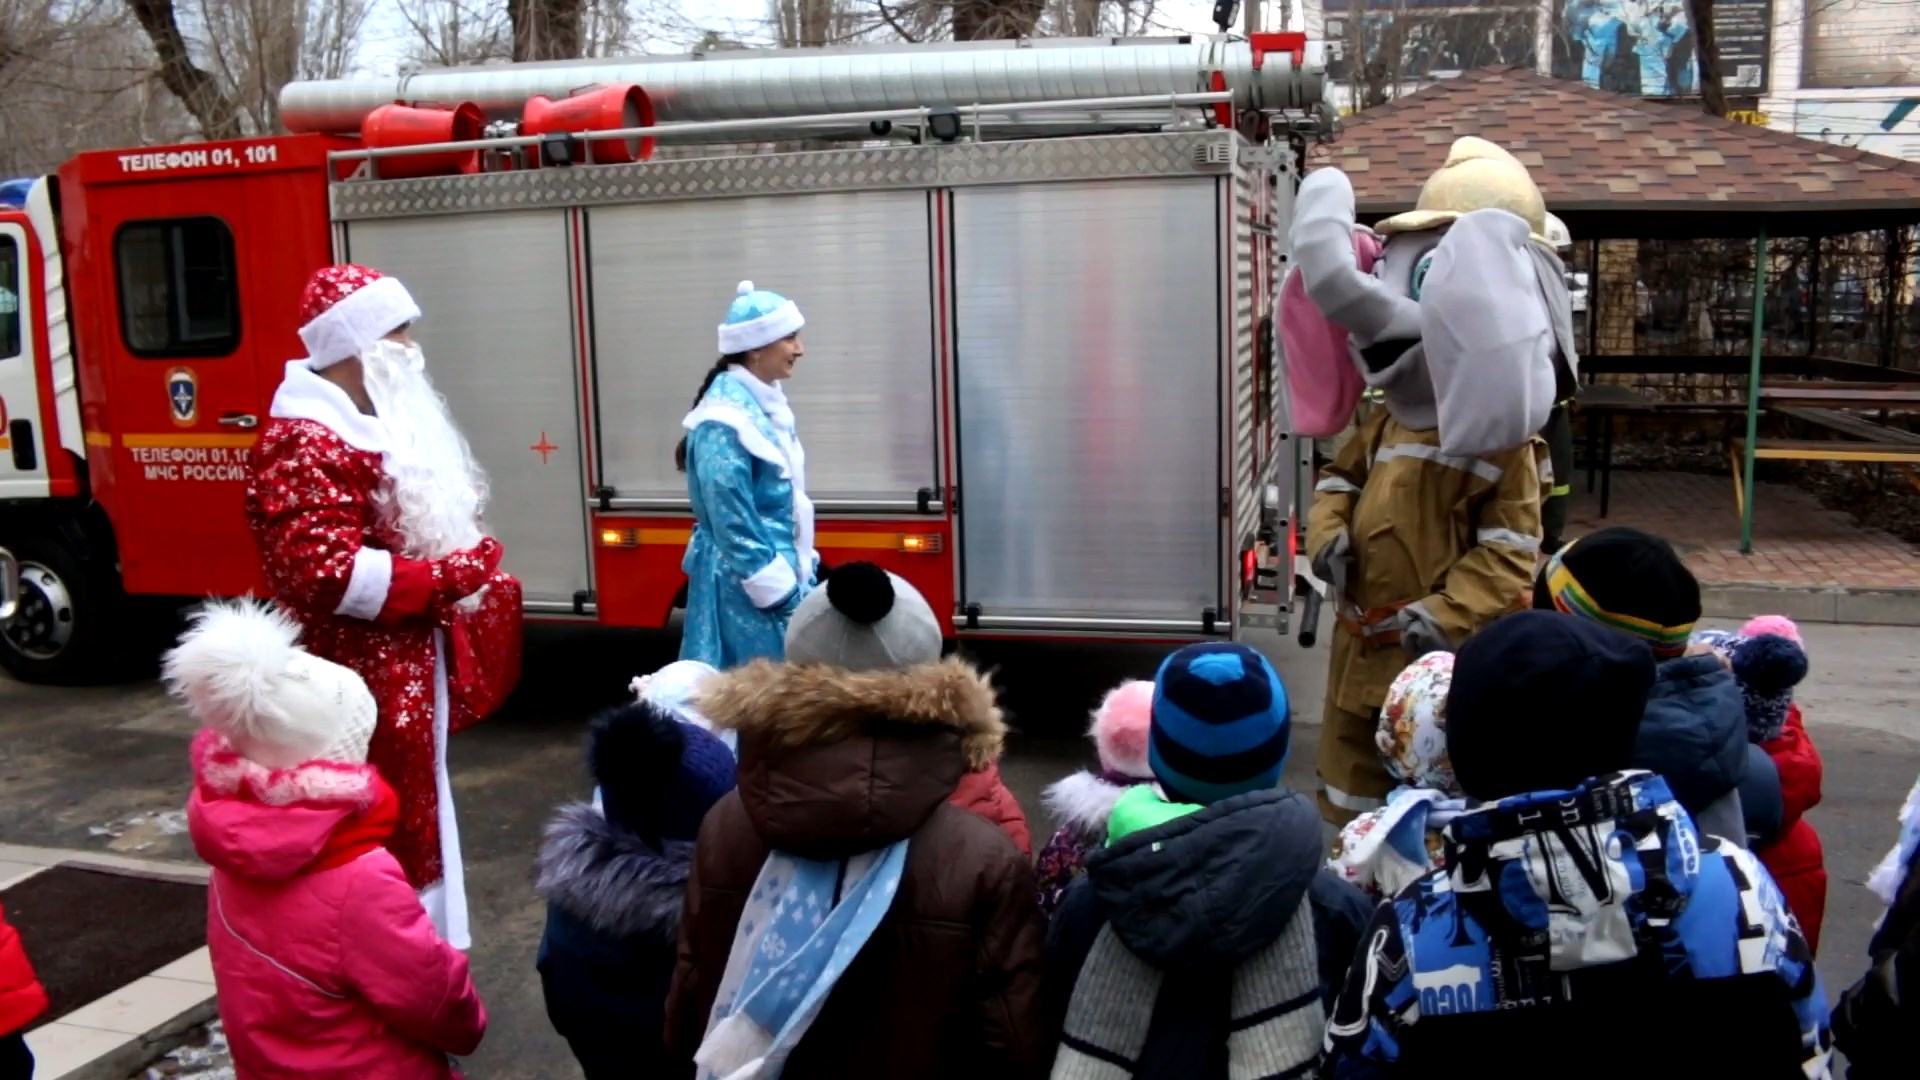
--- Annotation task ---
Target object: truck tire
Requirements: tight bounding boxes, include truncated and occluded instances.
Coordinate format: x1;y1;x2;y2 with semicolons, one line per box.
0;533;128;686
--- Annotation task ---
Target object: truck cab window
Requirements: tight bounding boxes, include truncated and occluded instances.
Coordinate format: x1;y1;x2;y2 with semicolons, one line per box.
0;235;19;360
115;217;240;357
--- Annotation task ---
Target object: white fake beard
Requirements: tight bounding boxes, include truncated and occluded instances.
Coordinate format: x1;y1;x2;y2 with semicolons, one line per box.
362;339;490;563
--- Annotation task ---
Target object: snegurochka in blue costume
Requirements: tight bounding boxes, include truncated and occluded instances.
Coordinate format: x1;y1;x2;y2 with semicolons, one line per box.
1323;610;1832;1079
673;281;818;670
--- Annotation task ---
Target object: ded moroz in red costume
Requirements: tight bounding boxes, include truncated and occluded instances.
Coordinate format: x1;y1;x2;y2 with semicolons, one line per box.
244;264;523;950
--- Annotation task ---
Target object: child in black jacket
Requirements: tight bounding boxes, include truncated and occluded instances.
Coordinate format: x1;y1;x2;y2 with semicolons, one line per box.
534;700;737;1079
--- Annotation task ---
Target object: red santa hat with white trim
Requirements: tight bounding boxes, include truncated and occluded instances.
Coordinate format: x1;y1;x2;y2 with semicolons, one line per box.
297;263;422;370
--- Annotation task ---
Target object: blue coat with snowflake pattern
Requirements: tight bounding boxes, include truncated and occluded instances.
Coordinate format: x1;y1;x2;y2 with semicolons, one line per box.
679;372;814;669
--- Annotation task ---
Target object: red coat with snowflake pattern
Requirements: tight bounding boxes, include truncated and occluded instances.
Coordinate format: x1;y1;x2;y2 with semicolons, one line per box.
245;418;520;889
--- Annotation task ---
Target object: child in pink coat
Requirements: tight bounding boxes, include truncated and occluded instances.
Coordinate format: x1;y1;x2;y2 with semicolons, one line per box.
166;601;486;1079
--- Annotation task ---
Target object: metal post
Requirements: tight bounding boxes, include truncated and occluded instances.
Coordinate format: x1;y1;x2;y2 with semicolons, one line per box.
1586;237;1600;361
1883;226;1900;368
1740;226;1768;554
1806;235;1820;355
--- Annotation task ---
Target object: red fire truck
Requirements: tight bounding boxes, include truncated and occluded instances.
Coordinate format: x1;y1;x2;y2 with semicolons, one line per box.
0;33;1328;684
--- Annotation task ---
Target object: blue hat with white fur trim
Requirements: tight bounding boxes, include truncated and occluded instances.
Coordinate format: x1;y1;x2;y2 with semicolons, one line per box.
718;280;805;355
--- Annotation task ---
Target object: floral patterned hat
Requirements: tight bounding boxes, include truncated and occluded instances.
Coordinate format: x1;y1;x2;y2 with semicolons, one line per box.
1376;651;1459;795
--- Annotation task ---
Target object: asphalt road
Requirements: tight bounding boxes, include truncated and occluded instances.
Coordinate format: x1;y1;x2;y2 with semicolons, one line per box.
3;618;1917;1077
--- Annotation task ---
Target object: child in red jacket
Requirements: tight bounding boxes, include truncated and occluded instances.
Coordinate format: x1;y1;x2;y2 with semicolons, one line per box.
0;898;48;1080
1698;614;1826;953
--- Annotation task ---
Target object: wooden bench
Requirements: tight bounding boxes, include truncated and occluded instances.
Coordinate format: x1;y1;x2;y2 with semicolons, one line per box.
1728;436;1920;521
1775;406;1920;446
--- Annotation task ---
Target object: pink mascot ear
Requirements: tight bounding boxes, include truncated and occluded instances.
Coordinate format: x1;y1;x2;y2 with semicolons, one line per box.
1279;227;1378;438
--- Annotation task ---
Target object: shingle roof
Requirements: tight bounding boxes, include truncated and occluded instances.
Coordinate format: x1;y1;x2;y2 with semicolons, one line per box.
1311;68;1920;238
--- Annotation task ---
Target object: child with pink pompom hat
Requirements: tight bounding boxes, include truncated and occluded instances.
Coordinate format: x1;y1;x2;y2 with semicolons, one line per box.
1033;680;1156;918
1694;614;1826;952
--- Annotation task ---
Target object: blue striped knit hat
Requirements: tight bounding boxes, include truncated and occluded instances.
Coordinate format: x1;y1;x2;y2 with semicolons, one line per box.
1148;643;1290;805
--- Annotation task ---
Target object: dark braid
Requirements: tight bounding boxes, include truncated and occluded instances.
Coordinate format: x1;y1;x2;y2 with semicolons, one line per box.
674;355;746;472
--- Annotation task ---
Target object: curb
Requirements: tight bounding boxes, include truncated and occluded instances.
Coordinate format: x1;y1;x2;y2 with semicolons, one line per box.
28;995;216;1080
5;848;215;1080
1701;583;1920;627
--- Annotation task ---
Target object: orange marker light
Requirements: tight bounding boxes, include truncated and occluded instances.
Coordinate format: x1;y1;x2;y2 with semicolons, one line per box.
899;534;943;554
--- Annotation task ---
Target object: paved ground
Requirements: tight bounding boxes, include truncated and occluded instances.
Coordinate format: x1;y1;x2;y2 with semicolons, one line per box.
1567;470;1920;590
3;618;1917;1077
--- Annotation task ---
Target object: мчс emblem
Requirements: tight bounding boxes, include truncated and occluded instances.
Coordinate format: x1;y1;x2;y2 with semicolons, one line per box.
167;367;197;425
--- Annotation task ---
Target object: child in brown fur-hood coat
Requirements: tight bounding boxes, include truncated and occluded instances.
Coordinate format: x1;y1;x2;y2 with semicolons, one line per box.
663;565;1049;1079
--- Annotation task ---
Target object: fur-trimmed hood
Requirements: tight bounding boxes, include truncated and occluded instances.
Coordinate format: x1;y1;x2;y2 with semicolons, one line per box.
698;657;1006;770
534;802;691;940
697;658;1009;859
1043;771;1146;840
187;728;392;883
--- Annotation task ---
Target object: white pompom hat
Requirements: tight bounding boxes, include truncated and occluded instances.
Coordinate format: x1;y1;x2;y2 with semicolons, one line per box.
717;280;805;355
162;600;378;769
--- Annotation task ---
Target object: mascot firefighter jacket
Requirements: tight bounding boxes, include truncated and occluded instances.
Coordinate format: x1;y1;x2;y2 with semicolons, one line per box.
1307;409;1549;716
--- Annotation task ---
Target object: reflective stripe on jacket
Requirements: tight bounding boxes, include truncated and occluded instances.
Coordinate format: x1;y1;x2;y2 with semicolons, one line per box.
1307;409;1548;714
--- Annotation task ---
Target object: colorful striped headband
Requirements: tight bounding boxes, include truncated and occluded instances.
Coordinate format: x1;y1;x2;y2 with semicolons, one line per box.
1543;543;1694;657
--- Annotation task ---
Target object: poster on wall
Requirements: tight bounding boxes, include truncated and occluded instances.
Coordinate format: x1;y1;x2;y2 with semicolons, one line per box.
1792;100;1920;160
1803;0;1920;89
1550;0;1771;97
1325;1;1539;90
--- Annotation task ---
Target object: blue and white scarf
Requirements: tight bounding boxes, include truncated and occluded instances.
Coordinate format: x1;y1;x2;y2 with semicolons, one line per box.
696;842;909;1079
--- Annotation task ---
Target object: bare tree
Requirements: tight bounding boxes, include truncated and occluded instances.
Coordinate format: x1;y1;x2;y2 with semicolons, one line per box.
509;0;581;59
124;0;241;137
0;1;199;173
396;0;694;67
1684;0;1725;117
395;0;511;66
121;0;368;139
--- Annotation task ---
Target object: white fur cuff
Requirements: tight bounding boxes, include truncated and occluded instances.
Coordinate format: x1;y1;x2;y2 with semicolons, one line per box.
717;301;805;355
301;276;422;370
335;547;394;621
742;555;798;611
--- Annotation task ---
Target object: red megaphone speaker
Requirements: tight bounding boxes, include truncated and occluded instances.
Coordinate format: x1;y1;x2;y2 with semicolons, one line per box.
521;83;656;166
358;101;486;179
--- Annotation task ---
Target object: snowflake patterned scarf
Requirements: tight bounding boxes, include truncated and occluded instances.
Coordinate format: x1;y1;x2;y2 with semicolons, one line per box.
695;841;910;1080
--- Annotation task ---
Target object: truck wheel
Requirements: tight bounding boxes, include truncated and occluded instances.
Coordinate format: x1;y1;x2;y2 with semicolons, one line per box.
0;536;126;686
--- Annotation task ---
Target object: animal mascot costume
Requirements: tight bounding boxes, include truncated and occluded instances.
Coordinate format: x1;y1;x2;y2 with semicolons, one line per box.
1285;137;1574;824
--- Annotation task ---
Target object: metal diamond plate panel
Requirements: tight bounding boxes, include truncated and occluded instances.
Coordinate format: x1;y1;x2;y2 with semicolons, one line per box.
330;131;1242;220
